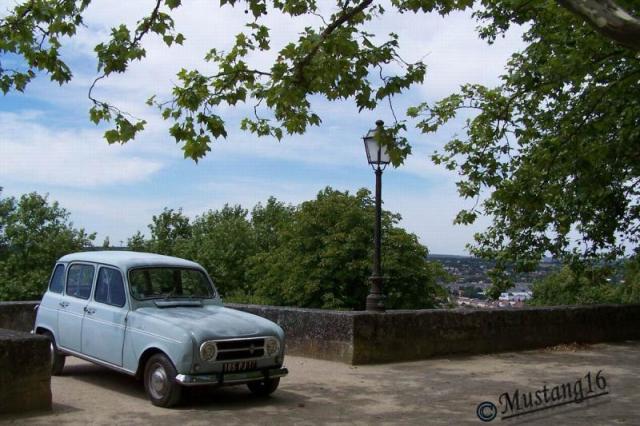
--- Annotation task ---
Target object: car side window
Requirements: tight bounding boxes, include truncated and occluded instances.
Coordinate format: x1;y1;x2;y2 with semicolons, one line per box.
95;267;126;307
66;264;95;300
49;264;65;294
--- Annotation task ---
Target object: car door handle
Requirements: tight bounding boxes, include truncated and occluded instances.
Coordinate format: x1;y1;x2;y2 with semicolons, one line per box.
83;307;96;314
59;301;69;308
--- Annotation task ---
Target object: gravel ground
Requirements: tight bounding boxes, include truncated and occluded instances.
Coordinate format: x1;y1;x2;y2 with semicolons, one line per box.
2;341;639;425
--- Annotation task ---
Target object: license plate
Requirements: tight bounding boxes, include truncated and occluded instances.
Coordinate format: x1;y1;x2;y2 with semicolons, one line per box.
223;360;257;373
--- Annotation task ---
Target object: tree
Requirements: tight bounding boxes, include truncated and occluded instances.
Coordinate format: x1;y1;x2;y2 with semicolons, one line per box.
251;197;295;253
128;189;447;309
126;205;257;299
557;0;640;51
126;231;148;252
1;0;637;155
3;0;639;297
619;256;640;303
0;188;10;260
185;205;257;299
529;266;620;306
248;188;447;309
0;190;95;300
412;0;639;297
146;208;192;256
126;208;191;255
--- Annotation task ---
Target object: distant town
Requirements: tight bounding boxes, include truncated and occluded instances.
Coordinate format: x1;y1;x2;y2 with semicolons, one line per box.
428;254;561;309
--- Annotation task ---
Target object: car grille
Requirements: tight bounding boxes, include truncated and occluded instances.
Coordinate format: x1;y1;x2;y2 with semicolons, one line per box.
215;338;265;361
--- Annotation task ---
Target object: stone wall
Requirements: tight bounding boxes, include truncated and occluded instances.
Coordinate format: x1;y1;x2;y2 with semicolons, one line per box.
0;328;51;414
350;304;640;364
0;301;38;332
2;301;639;365
226;304;355;363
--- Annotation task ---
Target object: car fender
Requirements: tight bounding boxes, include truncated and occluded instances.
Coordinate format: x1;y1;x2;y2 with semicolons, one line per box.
122;311;195;374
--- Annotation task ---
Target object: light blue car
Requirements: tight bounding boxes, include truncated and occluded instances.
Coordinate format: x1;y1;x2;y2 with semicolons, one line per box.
34;251;288;407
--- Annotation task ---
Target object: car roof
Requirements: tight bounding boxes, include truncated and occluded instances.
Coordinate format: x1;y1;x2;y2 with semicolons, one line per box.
58;251;203;271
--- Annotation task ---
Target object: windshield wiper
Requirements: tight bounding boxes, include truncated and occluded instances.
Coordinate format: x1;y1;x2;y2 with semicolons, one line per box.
154;299;204;308
163;289;177;300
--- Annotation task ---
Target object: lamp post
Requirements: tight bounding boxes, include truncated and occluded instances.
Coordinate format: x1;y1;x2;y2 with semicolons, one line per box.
363;120;390;312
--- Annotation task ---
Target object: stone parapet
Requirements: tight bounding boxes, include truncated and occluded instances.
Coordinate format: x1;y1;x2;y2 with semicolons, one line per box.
0;328;51;413
2;301;639;365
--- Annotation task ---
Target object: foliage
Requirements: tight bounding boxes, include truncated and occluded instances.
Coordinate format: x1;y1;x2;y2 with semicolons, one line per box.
146;208;192;256
459;285;485;299
529;256;640;305
0;0;90;93
0;189;95;300
129;187;447;309
2;0;639;298
410;1;640;297
529;266;619;306
126;231;148;252
1;0;424;163
619;256;640;304
127;208;192;256
185;205;257;299
251;197;295;253
2;1;637;161
247;187;447;309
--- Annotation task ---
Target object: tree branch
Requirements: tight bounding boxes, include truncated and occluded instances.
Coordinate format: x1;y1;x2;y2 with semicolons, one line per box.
88;0;162;108
294;0;373;81
557;0;640;52
0;0;35;30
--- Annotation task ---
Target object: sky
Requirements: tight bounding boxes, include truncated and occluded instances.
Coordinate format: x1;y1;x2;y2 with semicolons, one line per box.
0;0;525;254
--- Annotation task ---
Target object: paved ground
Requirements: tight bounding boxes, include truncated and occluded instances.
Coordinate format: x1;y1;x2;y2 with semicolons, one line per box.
2;341;639;425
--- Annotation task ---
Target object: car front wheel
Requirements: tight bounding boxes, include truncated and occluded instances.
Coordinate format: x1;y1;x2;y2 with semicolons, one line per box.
247;377;280;396
144;353;182;407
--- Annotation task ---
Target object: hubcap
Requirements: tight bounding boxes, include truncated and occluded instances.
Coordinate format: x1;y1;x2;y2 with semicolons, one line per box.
149;364;168;400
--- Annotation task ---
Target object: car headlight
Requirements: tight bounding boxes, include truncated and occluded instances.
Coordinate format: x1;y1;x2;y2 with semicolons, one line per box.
265;337;280;357
200;341;217;361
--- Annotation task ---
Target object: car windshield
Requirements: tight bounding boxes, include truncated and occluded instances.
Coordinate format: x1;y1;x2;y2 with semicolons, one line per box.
129;267;215;300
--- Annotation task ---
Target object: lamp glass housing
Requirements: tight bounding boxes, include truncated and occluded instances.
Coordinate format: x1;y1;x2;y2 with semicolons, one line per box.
363;128;391;165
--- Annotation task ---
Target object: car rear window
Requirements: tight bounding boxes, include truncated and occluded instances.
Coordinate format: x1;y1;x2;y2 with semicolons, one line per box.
49;264;65;294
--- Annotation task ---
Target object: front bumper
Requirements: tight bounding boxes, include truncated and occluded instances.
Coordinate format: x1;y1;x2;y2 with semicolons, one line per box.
175;367;288;386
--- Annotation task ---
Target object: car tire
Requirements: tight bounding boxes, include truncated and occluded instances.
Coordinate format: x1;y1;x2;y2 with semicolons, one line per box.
144;353;182;408
247;377;280;396
42;331;66;375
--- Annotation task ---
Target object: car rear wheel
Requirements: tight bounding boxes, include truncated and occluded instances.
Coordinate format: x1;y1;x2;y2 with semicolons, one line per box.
42;331;65;375
144;353;182;407
247;377;280;396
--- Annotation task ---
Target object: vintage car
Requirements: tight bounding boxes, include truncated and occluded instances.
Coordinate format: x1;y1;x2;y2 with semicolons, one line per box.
33;251;288;407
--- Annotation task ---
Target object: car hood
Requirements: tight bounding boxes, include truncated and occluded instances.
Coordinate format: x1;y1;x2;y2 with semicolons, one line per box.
135;305;281;342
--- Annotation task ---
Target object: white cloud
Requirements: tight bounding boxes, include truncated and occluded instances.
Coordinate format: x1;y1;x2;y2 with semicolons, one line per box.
0;112;163;188
0;0;526;254
386;184;490;255
381;8;526;101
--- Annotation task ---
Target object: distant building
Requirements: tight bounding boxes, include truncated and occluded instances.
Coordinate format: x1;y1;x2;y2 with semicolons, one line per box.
499;291;533;302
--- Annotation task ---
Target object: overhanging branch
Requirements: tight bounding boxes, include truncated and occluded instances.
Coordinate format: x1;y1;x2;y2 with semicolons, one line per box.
294;0;373;82
557;0;640;52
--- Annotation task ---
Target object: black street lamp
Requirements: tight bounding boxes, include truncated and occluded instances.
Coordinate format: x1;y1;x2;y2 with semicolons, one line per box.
363;120;390;312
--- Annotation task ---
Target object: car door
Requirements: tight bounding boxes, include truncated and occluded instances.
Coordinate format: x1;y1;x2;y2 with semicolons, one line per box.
36;263;67;336
81;265;128;366
58;262;95;352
